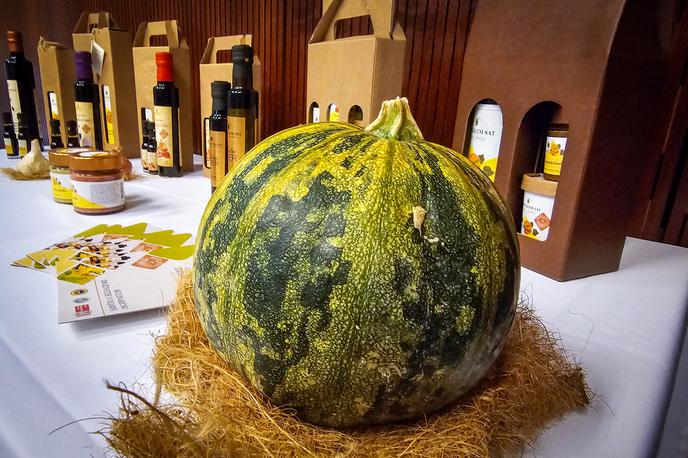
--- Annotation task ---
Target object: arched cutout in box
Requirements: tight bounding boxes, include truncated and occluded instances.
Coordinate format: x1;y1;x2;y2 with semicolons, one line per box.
308;102;320;123
511;101;564;229
327;103;340;122
463;98;503;182
348;105;363;127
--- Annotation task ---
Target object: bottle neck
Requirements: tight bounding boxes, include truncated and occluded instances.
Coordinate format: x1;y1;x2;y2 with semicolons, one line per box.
232;64;253;89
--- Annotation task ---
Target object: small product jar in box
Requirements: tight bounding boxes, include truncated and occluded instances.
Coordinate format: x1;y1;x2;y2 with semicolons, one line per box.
69;150;125;215
48;147;92;204
521;173;557;241
543;124;568;181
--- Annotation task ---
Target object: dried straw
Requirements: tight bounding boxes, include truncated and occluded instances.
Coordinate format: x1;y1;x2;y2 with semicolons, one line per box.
1;167;49;180
107;271;589;457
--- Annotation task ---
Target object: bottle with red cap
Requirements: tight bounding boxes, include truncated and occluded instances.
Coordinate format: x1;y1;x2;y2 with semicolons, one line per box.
153;51;182;177
74;51;103;149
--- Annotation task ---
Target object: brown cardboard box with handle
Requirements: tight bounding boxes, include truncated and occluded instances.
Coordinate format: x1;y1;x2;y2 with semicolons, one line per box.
133;20;193;172
72;12;138;157
306;0;406;126
199;35;263;177
36;38;76;146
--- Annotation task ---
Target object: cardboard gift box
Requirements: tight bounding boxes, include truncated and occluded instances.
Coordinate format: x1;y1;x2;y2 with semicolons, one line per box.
199;34;263;177
36;38;76;146
451;0;670;281
306;0;406;126
72;12;138;157
133;20;193;172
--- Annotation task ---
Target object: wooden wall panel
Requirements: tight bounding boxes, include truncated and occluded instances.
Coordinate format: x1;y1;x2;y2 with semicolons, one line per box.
0;0;468;152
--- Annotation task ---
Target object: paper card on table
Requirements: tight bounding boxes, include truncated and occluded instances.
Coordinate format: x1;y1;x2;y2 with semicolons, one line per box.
12;256;53;274
56;260;106;285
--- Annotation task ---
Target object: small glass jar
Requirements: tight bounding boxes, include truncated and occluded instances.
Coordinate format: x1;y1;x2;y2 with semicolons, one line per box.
48;147;92;204
69;150;125;215
543;124;568;181
521;173;558;241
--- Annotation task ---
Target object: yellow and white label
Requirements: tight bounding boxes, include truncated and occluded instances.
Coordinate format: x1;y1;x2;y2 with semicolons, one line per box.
521;191;555;241
466;103;503;182
154;105;174;168
209;130;227;188
543;136;567;178
18;138;28;157
103;85;114;144
72;179;125;210
328;104;340;122
50;167;72;203
75;101;96;147
227;116;246;171
7;79;21;132
48;91;59;120
4;138;15;156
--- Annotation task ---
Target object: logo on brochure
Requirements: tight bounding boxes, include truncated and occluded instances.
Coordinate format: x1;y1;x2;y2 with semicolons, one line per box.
74;304;91;317
73;297;90;304
70;288;88;296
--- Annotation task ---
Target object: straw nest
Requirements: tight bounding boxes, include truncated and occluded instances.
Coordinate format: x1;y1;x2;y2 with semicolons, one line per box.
1;167;49;179
107;271;590;457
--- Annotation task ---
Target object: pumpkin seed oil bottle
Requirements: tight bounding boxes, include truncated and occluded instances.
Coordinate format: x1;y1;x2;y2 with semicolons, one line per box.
208;80;231;193
154;52;182;177
74;51;103;149
3;112;18;158
227;45;258;171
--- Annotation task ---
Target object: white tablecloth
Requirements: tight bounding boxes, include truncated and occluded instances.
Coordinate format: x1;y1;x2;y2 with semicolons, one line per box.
0;154;687;457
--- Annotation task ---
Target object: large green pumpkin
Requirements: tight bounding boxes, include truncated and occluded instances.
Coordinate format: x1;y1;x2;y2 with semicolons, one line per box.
193;98;520;427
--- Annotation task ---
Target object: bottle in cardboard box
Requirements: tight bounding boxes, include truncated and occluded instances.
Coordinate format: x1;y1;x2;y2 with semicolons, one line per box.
74;51;103;149
154;52;182;177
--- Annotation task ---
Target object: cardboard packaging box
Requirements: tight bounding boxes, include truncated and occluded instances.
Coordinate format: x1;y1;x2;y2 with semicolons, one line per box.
36;38;76;146
72;12;138;157
133;20;193;172
199;35;263;177
306;0;406;126
452;0;670;281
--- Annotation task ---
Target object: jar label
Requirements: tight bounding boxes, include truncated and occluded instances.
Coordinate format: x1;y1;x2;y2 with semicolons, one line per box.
521;192;556;241
543;136;567;177
18;138;27;157
227;116;246;171
50;168;72;203
72;179;125;210
466;103;503;182
75;101;96;147
4;138;15;155
209;129;227;188
155;105;174;168
7;79;21;132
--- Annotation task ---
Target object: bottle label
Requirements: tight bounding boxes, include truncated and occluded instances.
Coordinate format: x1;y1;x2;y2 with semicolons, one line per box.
4;138;15;156
209;130;227;189
154;105;174;168
18;138;28;157
48;91;59;120
466;103;503;181
543;136;567;177
328;104;340;122
312;106;320;123
7;79;21;132
50;168;72;203
72;178;125;210
103;86;114;144
147;148;158;172
227;116;246;170
140;147;148;169
204;118;210;158
75;101;96;147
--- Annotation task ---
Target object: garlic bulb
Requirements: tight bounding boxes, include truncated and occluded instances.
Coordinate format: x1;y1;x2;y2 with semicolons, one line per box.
16;139;49;177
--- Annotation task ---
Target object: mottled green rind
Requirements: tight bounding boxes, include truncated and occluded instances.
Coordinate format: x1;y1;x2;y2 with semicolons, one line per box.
193;122;520;427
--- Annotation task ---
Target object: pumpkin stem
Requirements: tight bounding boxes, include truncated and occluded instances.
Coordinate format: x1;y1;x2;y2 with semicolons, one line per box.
365;97;424;141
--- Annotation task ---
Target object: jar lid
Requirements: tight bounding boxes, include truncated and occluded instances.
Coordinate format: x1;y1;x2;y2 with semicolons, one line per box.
69;150;122;171
521;173;558;197
547;124;568;136
49;147;94;167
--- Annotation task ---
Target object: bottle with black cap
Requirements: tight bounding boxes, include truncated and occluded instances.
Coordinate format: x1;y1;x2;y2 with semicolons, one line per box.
66;120;80;147
3;112;18;158
5;31;40;145
50;119;64;149
74;51;103;149
227;44;258;171
154;51;182;177
207;80;231;192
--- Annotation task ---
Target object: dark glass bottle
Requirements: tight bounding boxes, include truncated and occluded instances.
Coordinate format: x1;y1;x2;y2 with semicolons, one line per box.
3;112;18;158
227;45;258;171
66;120;80;147
146;120;158;175
208;80;231;192
74;51;103;149
16;112;29;157
153;52;182;177
140;119;149;172
50;119;64;149
4;31;40;146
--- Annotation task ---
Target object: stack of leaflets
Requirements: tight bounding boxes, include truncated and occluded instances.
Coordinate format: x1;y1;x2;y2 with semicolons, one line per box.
12;223;194;323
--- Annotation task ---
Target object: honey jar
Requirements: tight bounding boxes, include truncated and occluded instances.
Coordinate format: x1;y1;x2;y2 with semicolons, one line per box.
69;150;125;215
48;147;92;204
543;124;568;181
